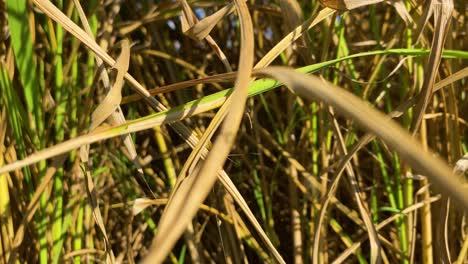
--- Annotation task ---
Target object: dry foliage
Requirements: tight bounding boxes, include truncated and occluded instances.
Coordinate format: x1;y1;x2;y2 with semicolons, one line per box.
0;0;466;263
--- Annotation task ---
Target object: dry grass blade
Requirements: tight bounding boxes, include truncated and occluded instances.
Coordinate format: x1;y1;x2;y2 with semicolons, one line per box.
184;3;235;41
257;67;468;209
411;0;454;134
89;39;129;131
131;198;232;222
178;0;232;71
434;67;468;89
255;8;335;68
301;67;468;236
319;0;383;11
389;0;415;26
141;0;258;262
413;0;435;44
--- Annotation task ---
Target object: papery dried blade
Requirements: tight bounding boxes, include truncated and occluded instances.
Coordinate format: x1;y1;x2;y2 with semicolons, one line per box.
413;0;435;44
89;39;130;131
390;0;415;26
319;0;383;10
411;0;453;134
179;0;196;32
185;3;235;41
178;0;233;71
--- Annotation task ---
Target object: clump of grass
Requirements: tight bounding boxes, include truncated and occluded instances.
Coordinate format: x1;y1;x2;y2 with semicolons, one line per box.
0;0;466;263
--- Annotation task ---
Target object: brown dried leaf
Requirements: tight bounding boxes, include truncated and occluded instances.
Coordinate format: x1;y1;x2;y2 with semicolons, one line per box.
411;0;453;134
255;8;336;68
320;0;383;10
184;3;235;41
89;39;130;131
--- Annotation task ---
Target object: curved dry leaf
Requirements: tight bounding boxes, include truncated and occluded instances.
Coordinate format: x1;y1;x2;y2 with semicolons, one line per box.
90;39;130;131
390;0;415;26
413;0;435;44
257;67;468;209
178;0;233;71
133;198;160;215
185;3;235;41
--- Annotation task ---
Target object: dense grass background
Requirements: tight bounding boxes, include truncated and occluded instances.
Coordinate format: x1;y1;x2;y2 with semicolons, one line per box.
0;0;466;263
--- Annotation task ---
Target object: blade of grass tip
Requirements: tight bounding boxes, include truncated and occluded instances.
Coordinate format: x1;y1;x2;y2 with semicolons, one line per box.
73;0;153;197
141;1;259;263
411;0;453;134
257;66;468;209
